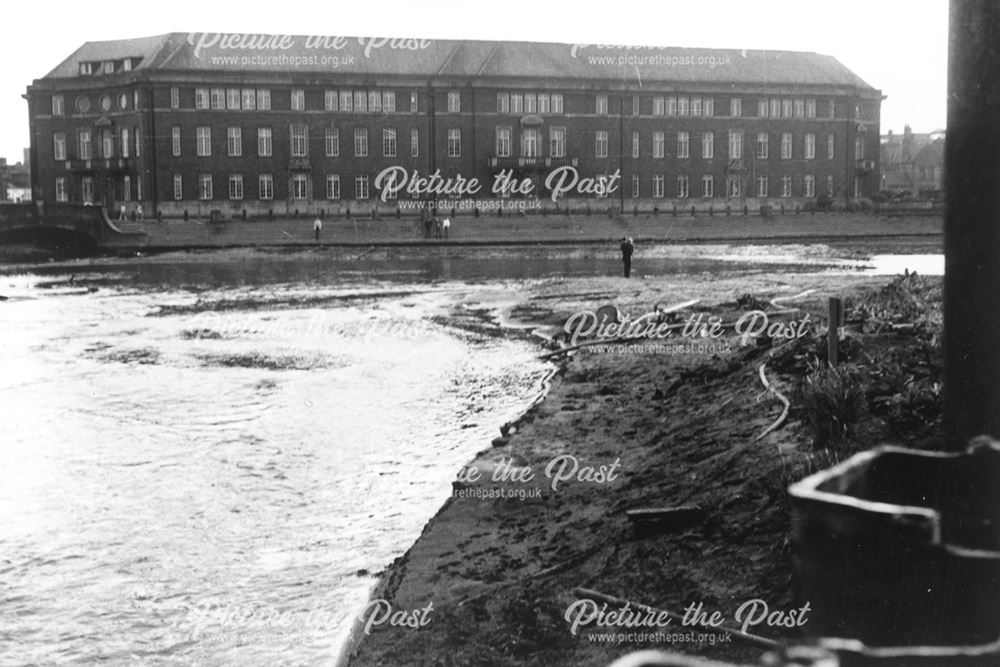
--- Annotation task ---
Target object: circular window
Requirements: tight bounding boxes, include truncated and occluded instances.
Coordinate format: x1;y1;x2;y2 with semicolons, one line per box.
76;95;90;113
100;94;112;111
118;93;129;110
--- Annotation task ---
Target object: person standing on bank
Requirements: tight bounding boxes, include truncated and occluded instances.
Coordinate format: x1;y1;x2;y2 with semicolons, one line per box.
313;216;322;243
620;237;635;278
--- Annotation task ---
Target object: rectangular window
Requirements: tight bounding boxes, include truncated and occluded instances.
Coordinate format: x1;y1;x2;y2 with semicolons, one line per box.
120;128;130;158
520;128;539;158
256;89;271;110
794;99;805;118
596;95;608;115
676;131;689;159
134;127;141;158
81;176;94;203
725;174;739;198
702;174;714;198
355;90;367;112
173;174;183;200
702;132;714;159
511;93;523;113
210;88;225;110
242;89;256;110
632;174;640;198
53;133;66;160
538;94;550;114
448;91;461;113
102;130;114;159
782;99;793;118
325;90;339;111
291;89;305;111
226;89;240;110
229;174;243;200
805;174;815;197
383;128;396;157
411;128;419;157
653;96;665;116
678;96;690;116
354;128;368;157
730;97;741;117
497;93;509;113
258;127;272;157
227;127;242;157
692;97;702;117
855;135;865;160
78;130;92;160
631;95;639;116
757;99;768;117
369;91;381;112
52;95;64;115
595;131;608;158
549;127;565;158
677;174;689;199
805;133;816;160
259;173;273;200
781;133;792;159
806;99;816;118
781;175;792;197
383;91;396;112
829;99;836;119
196;127;211;156
410;91;419;112
653;174;664;198
325;127;339;157
103;61;115;74
291;126;308;157
167;88;178;109
340;91;353;112
757;132;768;159
525;93;537;114
770;98;781;118
55;177;67;202
653;131;665;159
448;128;461;157
728;130;743;159
326;174;341;199
756;175;768;198
827;175;835;197
827;134;835;159
292;174;309;200
552;94;563;114
632;131;640;159
195;88;209;109
703;98;714;117
355;175;369;200
199;174;213;200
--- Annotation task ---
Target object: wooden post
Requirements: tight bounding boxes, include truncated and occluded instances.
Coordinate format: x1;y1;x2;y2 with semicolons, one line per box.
827;297;842;367
943;1;1000;444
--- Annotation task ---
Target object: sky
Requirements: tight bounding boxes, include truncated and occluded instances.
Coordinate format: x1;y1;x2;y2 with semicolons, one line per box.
0;0;948;165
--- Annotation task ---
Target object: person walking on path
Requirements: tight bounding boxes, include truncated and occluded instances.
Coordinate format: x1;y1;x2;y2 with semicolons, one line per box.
118;203;127;222
313;217;323;243
136;203;143;222
442;217;451;239
620;237;635;278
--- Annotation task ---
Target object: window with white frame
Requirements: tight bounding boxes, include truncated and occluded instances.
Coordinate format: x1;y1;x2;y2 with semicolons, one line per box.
538;94;550;113
667;96;678;116
520;128;539;158
259;173;273;200
229;174;243;200
828;99;836;118
411;129;419;157
827;175;835;197
410;91;418;112
806;99;816;118
121;128;130;158
167;88;178;109
632;131;640;159
678;96;690;116
781;133;792;159
354;128;368;157
730;97;741;117
805;175;815;197
631;95;639;116
291;89;305;111
692;97;702;116
728;130;742;159
794;99;805;118
805;133;816;160
292;173;309;200
511;93;523;113
827;134;835;159
447;128;461;157
756;132;768;159
196;127;211;156
227;127;242;157
340;91;353;112
550;127;566;158
227;89;240;110
134;128;141;157
242;89;256;110
727;175;741;198
632;174;640;198
447;91;461;113
595;131;608;158
52;95;64;115
78;129;92;160
703;98;714;116
101;130;114;159
781;175;792;197
383;128;396;157
173;174;183;200
195;88;209;109
756;175;768;198
258;127;272;157
770;98;781;118
525;93;537;114
855;135;865;160
354;91;367;112
596;94;608;115
326;128;339;157
653;131;665;159
53;133;66;160
257;89;271;110
210;88;225;109
702;174;714;198
122;175;131;201
677;174;689;198
199;174;213;200
326;174;341;199
55;177;67;202
552;94;563;113
81;176;94;203
355;175;369;199
677;131;689;159
325;90;338;111
653;96;665;116
383;91;396;112
702;132;714;159
653;174;664;198
291;126;308;157
782;99;793;118
369;91;381;112
757;99;768;117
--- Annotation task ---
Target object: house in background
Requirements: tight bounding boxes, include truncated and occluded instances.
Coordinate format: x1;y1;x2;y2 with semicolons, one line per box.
880;125;944;197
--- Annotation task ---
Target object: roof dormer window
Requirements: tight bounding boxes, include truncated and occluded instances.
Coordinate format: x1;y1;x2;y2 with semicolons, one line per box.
103;61;115;74
80;62;93;75
123;59;132;72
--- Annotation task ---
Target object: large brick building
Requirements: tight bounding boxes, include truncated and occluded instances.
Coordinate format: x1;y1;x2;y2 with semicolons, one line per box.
24;33;882;217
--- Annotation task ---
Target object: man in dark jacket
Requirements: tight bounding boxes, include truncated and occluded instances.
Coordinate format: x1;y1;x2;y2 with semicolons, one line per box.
620;237;635;278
